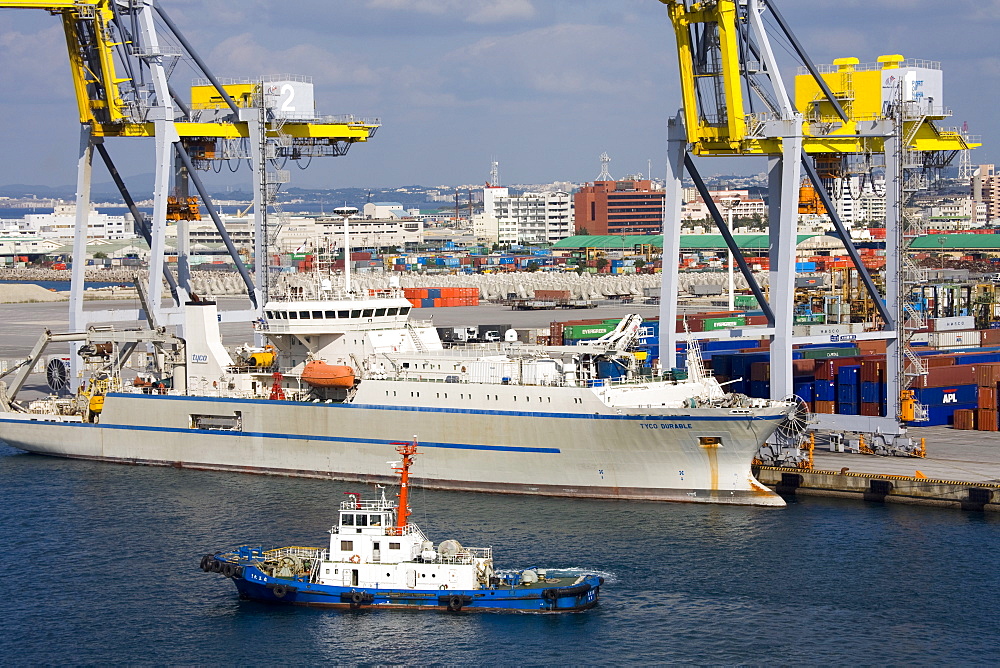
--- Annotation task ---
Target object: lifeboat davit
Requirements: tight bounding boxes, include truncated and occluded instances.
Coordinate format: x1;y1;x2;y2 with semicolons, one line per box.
301;361;355;389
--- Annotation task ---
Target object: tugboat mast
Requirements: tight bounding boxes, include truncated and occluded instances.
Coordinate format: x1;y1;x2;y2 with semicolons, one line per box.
391;437;420;533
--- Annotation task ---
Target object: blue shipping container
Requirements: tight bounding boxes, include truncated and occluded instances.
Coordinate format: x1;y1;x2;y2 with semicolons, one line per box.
814;379;835;401
793;381;814;402
838;401;859;416
913;385;978;406
860;381;883;404
837;385;858;403
919;402;977;426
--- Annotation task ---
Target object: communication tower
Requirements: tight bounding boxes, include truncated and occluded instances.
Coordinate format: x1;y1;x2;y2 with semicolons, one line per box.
597;152;613;181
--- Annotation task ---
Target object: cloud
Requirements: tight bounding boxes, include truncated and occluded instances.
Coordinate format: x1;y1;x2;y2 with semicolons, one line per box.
0;23;75;104
366;0;536;24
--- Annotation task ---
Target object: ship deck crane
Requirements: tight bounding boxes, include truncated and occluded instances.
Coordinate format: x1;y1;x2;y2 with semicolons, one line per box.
0;0;379;380
656;0;979;462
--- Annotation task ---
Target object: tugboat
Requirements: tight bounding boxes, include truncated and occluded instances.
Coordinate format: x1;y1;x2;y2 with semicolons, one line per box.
199;439;603;612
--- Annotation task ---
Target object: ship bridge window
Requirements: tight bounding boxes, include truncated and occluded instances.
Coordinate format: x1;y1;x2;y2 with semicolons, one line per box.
375;308;386;317
325;311;336;318
400;307;410;315
313;311;323;319
351;310;362;318
338;310;349;318
288;312;298;319
363;309;374;318
369;514;382;526
299;311;311;319
356;514;369;527
386;308;398;316
341;513;355;526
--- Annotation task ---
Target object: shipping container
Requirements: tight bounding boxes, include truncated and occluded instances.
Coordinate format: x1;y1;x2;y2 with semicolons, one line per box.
814;379;836;401
919;402;977;426
913;385;978;405
978;386;997;410
929;316;975;331
953;408;976;430
928;330;982;348
977;409;998;431
912;364;978;388
702;316;747;330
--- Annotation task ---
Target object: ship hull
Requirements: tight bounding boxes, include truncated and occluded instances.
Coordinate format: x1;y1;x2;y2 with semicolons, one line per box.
217;562;601;613
0;388;788;506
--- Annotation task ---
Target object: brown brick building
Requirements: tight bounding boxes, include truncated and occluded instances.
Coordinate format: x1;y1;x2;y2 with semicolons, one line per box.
573;179;665;235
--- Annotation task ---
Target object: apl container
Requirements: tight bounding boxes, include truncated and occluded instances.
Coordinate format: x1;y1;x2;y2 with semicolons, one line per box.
928;330;982;348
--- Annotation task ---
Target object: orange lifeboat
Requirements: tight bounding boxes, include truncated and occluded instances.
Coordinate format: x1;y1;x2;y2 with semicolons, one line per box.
301;361;355;389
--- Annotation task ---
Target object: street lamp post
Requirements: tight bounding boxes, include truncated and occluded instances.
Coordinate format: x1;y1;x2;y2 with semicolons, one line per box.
334;205;359;294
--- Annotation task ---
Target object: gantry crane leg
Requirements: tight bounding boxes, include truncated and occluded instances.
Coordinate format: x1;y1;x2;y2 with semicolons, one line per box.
69;126;96;384
658;112;687;367
768;120;803;401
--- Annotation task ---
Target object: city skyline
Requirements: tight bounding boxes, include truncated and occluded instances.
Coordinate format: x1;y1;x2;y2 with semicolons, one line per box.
0;0;996;191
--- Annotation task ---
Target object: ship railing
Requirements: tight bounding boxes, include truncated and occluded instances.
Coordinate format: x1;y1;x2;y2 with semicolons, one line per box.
227;545;326;564
438;546;492;564
262;546;326;561
340;498;395;511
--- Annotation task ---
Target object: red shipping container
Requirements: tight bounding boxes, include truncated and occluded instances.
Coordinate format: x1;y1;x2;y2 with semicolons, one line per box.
912;364;977;388
982;329;1000;346
860;358;886;383
860;402;882;416
814;356;864;381
953;409;976;430
813;400;835;414
750;362;770;382
793;359;816;377
858;340;887;355
976;363;1000;387
979;386;997;409
977;409;998;432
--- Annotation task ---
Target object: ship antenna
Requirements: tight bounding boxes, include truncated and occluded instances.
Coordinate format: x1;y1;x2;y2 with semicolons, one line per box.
390;436;421;533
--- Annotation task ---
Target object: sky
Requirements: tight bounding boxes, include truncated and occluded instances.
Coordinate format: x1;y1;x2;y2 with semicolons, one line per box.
0;0;997;192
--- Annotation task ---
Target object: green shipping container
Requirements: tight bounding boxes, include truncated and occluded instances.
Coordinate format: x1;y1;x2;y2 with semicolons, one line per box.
734;295;759;309
703;316;746;330
794;314;826;323
563;323;617;340
799;346;860;359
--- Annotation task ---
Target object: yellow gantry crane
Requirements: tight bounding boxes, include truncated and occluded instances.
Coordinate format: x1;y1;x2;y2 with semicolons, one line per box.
657;0;979;461
1;0;379;365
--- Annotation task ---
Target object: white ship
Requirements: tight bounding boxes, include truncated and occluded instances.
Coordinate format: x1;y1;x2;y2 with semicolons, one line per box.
0;210;795;506
0;278;794;506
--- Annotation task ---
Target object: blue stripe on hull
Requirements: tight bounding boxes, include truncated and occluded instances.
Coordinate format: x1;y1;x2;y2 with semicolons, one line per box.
224;565;601;613
0;418;561;454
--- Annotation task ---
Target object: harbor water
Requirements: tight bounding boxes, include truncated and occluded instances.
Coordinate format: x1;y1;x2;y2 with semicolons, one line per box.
1;441;998;665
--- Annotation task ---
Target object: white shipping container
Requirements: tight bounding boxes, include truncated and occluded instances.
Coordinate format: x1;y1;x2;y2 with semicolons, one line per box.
928;330;981;348
793;324;850;336
929;316;975;332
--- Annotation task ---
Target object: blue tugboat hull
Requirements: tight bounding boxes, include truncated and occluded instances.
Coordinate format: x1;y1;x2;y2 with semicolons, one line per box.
222;562;601;613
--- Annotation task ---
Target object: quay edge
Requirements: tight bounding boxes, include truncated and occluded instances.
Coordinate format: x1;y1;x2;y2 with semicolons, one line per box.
756;466;1000;511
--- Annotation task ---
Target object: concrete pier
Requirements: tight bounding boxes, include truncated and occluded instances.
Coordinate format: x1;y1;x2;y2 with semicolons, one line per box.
756;426;1000;511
